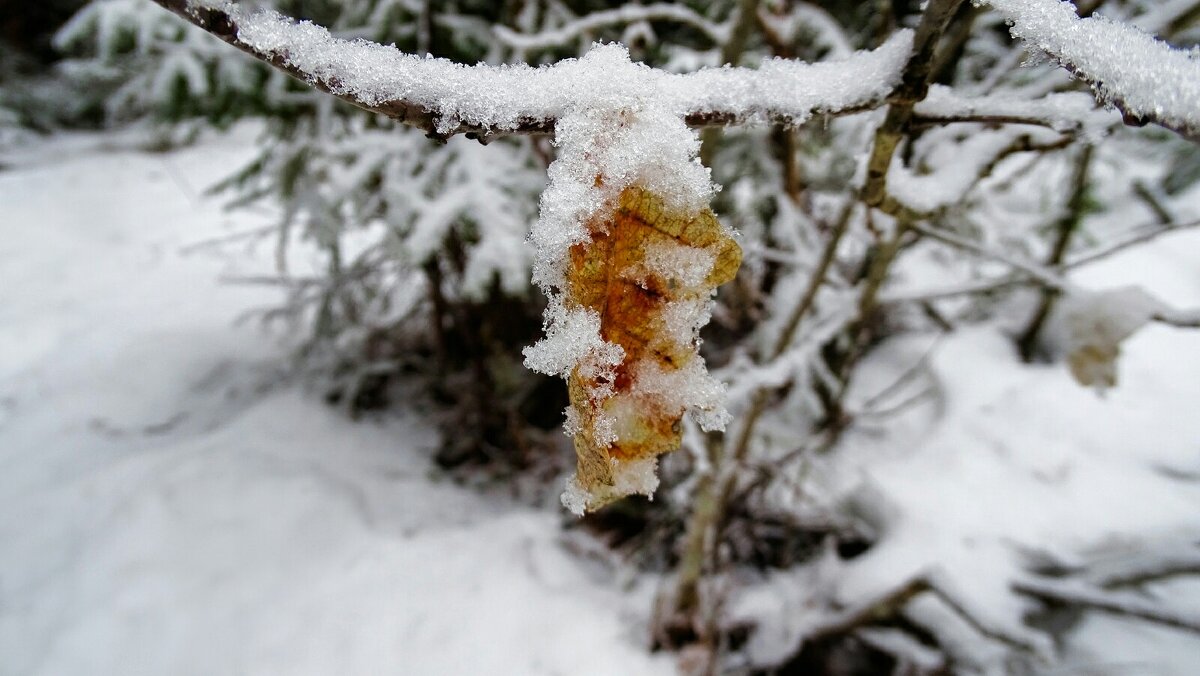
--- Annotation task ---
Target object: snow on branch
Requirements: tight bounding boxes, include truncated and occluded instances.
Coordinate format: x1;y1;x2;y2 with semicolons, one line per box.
981;0;1200;142
1013;577;1200;634
148;0;913;140
912;222;1200;331
493;3;728;51
912;85;1117;134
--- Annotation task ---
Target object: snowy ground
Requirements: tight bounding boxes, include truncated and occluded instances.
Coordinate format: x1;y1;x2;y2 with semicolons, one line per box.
0;129;671;676
2;128;1199;675
731;150;1200;671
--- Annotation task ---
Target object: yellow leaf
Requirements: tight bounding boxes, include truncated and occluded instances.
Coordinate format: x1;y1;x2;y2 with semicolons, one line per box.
564;185;741;511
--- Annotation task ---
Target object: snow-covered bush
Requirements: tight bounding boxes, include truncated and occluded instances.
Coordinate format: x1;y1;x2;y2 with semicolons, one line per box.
26;0;1200;671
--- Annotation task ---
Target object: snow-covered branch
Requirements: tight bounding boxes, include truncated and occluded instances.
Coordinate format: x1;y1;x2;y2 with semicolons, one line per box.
982;0;1200;142
148;0;913;140
911;222;1067;289
1066;217;1200;268
493;4;728;51
912;86;1116;134
756;2;855;59
143;1;1176;144
1014;577;1200;634
911;221;1200;332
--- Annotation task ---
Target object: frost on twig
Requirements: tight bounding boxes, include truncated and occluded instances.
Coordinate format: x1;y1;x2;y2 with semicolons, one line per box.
912;85;1116;136
148;0;914;139
981;0;1200;142
493;4;729;52
520;47;741;514
1013;576;1200;635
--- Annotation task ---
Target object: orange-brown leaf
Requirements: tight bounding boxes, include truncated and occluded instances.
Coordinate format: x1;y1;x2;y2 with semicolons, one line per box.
564;185;741;510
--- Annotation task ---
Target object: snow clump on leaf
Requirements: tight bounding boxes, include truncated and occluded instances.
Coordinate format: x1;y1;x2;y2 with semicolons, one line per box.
521;44;742;515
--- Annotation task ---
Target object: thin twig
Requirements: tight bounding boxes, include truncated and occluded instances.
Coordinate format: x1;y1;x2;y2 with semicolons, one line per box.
926;577;1043;654
857;336;942;413
1014;577;1200;634
494;4;728;51
805;577;932;645
910;222;1068;289
908;220;1200;331
1065;218;1200;268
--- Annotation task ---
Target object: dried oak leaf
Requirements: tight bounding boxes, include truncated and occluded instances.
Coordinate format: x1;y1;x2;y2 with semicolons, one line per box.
564;185;741;512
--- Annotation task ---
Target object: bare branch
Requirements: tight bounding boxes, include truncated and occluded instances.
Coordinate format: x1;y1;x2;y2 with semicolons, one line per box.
761;572;1045;671
861;0;965;209
880;276;1026;305
924;576;1044;655
756;2;854;59
883;215;1200;308
804;577;932;645
1132;0;1200;38
1089;549;1200;589
146;1;1150;147
1154;308;1200;329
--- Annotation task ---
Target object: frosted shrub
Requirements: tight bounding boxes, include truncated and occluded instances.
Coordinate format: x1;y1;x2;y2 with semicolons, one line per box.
34;0;1200;671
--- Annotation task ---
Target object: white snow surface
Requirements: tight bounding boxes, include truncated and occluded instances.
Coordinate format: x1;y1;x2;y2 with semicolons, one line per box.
982;0;1200;135
0;129;670;676
731;211;1200;671
4;127;1200;673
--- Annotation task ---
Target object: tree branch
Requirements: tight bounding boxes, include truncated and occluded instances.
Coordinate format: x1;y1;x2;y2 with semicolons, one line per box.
760;572;1044;671
1065;218;1200;269
984;0;1200;143
147;0;913;140
1014;577;1200;634
910;221;1200;331
493;4;728;52
861;0;965;208
883;210;1200;305
911;87;1114;134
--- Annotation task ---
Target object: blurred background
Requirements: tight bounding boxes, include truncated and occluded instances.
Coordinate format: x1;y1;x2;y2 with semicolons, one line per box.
2;1;1200;674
